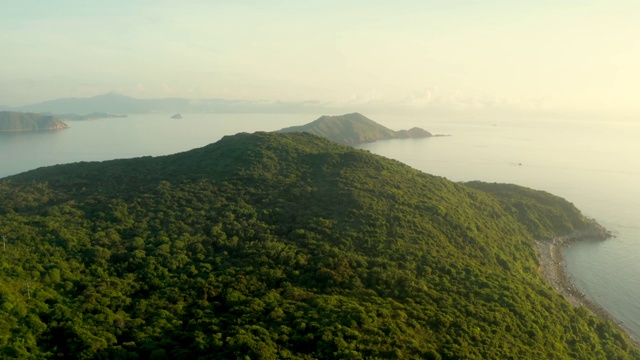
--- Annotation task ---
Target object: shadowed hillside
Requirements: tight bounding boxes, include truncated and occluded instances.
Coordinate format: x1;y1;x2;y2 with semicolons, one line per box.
0;132;635;359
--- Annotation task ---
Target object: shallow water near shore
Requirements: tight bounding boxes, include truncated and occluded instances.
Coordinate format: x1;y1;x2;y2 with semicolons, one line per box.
1;112;639;339
563;232;640;338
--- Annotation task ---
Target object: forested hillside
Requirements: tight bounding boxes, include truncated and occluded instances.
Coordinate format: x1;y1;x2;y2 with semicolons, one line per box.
0;132;636;359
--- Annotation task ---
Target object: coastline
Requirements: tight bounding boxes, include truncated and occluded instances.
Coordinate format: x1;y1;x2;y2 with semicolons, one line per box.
536;237;640;347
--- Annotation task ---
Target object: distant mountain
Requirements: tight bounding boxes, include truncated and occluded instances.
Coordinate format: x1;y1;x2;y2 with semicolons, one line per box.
279;112;432;145
16;92;324;114
0;111;68;131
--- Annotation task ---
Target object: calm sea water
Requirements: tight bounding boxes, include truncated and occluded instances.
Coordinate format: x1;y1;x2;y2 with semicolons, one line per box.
359;115;640;340
1;113;638;339
0;114;304;177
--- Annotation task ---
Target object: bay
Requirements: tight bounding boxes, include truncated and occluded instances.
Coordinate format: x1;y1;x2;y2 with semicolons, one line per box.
1;112;638;340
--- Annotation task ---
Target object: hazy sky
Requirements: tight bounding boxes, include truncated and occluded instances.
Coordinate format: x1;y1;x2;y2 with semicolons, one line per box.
2;1;639;116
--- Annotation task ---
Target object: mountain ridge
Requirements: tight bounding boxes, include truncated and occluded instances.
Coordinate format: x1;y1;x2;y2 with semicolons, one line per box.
14;92;324;114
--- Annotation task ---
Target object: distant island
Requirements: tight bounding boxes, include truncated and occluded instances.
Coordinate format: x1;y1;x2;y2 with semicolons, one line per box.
171;113;182;119
279;112;432;145
0;111;68;132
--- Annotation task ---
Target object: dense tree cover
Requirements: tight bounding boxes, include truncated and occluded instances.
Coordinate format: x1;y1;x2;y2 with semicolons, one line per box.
0;132;636;359
464;181;602;240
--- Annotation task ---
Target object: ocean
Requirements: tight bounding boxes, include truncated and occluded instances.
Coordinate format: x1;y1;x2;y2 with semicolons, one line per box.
1;113;638;339
0;114;304;177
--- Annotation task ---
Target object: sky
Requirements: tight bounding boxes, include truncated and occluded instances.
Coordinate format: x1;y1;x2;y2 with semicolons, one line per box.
2;0;640;117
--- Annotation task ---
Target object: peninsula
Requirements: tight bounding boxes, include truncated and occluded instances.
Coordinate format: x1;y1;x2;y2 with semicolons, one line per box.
279;112;432;145
0;111;68;132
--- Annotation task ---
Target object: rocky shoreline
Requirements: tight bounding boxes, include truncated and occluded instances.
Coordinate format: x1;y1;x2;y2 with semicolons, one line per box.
0;124;68;132
536;225;640;347
0;111;69;132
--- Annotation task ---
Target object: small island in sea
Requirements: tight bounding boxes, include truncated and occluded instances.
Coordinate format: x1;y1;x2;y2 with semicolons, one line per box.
171;113;183;119
0;111;68;132
279;112;432;145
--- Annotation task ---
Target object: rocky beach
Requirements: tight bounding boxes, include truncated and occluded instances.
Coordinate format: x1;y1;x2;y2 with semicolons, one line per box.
536;234;640;346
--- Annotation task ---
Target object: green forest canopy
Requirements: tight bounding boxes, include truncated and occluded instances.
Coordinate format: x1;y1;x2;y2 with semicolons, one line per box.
0;131;636;359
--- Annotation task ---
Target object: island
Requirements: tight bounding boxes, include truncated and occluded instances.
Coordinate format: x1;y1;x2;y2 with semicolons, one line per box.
171;113;183;119
0;131;636;358
0;111;68;132
279;112;432;145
